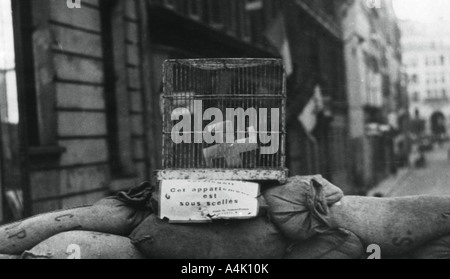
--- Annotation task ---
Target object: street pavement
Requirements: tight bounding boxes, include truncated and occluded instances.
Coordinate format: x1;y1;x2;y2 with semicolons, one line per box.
370;143;450;197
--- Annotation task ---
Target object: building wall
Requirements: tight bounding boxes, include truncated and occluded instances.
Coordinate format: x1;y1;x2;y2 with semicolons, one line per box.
28;0;147;214
341;0;404;191
402;21;450;133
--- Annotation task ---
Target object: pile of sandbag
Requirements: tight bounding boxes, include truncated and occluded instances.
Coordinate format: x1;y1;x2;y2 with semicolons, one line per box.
0;182;153;259
1;176;450;259
264;175;450;258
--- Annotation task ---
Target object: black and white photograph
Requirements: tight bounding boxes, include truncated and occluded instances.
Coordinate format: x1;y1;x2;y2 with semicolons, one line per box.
0;0;450;262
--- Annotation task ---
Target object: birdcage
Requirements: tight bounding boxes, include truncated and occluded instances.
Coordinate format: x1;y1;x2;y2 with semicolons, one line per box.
157;58;287;182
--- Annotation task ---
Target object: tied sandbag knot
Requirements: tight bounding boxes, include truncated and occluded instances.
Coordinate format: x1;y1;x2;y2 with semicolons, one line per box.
264;175;344;241
130;235;155;246
306;179;333;233
115;182;157;213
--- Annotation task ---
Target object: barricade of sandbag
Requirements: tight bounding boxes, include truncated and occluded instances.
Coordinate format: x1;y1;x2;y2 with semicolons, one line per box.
0;182;153;255
6;176;450;260
128;177;361;260
22;231;145;259
264;175;450;257
284;229;364;259
129;214;287;259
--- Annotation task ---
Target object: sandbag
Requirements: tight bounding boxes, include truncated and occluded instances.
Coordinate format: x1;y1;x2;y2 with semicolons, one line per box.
413;235;450;259
263;175;344;241
130;214;288;259
329;196;450;256
284;229;364;259
0;255;20;260
0;182;153;255
22;231;145;259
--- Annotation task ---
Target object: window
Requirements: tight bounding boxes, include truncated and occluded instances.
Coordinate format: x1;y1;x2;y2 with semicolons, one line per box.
441;55;445;65
412;92;420;102
443;89;447;99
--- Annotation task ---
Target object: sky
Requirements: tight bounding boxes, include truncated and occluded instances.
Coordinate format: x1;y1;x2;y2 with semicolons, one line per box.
0;0;15;69
393;0;450;22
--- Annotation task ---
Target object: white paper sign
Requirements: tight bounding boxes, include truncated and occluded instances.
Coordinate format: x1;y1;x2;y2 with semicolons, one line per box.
159;180;260;223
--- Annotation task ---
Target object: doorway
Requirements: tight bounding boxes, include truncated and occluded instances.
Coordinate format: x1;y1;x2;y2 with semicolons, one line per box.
431;111;446;139
0;0;28;223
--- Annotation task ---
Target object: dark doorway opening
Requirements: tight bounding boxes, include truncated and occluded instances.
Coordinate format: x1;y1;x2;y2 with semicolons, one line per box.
431;111;447;145
0;0;33;223
431;111;446;135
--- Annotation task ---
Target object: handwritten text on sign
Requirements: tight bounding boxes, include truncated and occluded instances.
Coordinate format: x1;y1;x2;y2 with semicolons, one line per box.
159;180;260;223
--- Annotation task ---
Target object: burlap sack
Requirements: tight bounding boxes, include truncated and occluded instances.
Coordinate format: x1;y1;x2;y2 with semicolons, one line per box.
0;182;153;255
284;229;364;259
413;235;450;259
264;175;344;241
22;231;145;259
0;255;20;260
330;196;450;256
129;214;288;259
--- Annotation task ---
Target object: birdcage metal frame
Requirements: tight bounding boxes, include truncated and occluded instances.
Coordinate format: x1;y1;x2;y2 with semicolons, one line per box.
157;58;288;182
